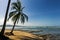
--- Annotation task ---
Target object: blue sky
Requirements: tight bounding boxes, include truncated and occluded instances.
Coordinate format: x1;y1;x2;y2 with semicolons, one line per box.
0;0;60;26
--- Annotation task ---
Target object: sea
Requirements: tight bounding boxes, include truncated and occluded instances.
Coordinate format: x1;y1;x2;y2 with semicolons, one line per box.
0;26;60;35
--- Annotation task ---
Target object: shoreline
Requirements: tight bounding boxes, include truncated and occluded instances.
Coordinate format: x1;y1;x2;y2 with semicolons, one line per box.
0;29;60;40
5;29;60;40
4;29;43;40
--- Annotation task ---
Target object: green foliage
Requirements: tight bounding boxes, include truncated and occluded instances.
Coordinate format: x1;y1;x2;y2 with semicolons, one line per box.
8;0;28;24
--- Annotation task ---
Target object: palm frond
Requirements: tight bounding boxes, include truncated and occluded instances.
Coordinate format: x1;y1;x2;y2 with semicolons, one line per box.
17;0;21;10
16;13;21;24
12;13;20;23
12;14;17;23
20;14;25;24
22;13;28;22
8;11;17;20
11;2;18;10
21;7;25;11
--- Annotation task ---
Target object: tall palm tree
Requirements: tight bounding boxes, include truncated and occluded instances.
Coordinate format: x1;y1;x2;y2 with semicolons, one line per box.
1;0;11;35
8;0;28;34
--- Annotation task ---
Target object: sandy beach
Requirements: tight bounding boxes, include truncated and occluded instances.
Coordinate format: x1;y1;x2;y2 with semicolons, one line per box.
4;30;43;40
0;29;59;40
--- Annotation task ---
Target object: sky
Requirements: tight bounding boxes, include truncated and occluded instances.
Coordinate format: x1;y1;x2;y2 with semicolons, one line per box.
0;0;60;26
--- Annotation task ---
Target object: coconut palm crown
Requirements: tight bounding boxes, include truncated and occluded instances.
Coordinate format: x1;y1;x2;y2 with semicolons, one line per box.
8;0;28;24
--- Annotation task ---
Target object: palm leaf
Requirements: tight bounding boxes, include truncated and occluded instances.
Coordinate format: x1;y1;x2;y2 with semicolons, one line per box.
8;11;17;20
11;2;18;10
17;0;21;10
22;13;28;22
20;14;25;24
12;13;20;23
21;7;25;11
12;14;17;23
16;13;21;24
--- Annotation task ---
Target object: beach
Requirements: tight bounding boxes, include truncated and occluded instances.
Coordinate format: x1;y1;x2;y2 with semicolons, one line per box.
0;26;60;40
0;0;60;40
1;29;59;40
4;29;43;40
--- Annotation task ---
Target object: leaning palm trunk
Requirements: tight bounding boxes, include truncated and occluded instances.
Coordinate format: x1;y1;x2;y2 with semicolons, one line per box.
10;20;16;34
8;0;28;35
1;0;11;35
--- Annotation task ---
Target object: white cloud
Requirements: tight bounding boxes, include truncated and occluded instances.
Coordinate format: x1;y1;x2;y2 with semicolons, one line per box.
0;18;13;25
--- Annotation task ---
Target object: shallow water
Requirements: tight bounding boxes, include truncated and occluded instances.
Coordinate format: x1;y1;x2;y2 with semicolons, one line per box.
0;26;60;35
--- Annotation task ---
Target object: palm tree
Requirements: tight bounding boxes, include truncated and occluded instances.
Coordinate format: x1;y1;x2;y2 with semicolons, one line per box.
1;0;11;35
8;0;28;34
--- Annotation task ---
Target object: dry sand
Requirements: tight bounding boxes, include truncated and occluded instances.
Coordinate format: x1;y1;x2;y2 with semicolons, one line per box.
4;30;43;40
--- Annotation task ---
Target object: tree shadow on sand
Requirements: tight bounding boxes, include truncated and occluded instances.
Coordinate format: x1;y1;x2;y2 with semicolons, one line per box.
0;33;11;40
5;32;15;36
